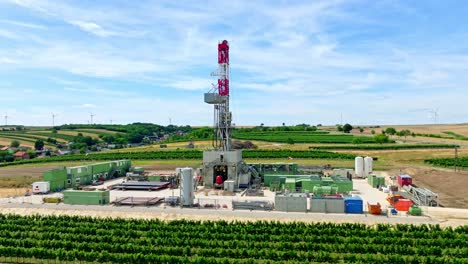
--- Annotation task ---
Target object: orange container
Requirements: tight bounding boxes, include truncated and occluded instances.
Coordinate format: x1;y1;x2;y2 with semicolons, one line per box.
367;202;382;215
395;199;413;211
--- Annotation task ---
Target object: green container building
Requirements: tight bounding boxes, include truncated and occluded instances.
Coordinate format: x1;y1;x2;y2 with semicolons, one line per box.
331;176;353;192
67;165;93;186
147;175;161;181
112;160;131;176
63;190;110;205
284;178;296;192
301;176;322;192
132;167;145;174
43;160;131;190
368;175;385;188
368;175;377;188
376;176;386;187
89;162;115;180
313;186;338;195
321;177;334;186
43;168;68;192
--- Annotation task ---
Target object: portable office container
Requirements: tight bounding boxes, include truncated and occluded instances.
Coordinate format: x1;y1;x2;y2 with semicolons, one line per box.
398;174;412;187
32;182;50;194
345;197;363;214
43;168;68;191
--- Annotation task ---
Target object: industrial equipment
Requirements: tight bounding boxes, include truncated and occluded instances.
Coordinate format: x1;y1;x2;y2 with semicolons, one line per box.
355;156;364;177
398;174;412;186
202;40;258;189
408;205;422;216
110;181;170;191
32;182;50;194
367;202;382;215
386;194;405;206
232;200;274;211
402;185;438;206
180;168;195;206
344;196;363;214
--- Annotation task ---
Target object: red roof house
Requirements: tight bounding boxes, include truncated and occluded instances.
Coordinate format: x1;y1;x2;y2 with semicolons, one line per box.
13;151;30;160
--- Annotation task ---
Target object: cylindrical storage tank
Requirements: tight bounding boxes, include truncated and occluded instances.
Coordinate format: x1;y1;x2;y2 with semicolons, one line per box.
355;157;364;177
364;156;373;176
181;168;194;206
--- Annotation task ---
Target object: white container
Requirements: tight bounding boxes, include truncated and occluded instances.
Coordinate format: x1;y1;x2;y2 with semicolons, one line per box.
354;157;364;177
223;180;235;192
364;156;373;176
32;182;50;194
180;168;194;206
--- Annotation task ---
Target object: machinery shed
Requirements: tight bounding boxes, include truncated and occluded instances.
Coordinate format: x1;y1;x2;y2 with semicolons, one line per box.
63;190;110;205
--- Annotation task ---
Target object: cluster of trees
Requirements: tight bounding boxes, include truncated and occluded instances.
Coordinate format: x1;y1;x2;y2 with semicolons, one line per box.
247;124;318;132
336;124;353;133
58;123;193;144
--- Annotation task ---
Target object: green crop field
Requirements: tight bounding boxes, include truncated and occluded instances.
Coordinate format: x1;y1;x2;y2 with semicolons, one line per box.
311;144;459;150
425;157;468;168
0;215;466;263
0;150;356;167
233;131;378;143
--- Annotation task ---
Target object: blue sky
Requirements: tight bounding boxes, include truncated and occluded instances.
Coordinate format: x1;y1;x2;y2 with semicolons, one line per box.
0;0;467;126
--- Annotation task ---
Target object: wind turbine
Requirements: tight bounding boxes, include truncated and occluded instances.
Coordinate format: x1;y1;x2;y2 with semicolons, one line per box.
90;112;95;124
51;113;57;127
429;108;440;124
4;113;8;126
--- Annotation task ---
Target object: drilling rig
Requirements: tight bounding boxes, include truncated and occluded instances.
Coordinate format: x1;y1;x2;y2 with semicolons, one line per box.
202;40;254;190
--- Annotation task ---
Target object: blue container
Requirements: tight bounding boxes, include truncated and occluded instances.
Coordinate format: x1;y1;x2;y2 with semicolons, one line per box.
345;197;363;214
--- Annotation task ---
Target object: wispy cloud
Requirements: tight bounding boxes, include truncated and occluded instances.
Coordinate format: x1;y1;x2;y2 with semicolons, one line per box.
0;19;46;29
75;104;96;109
68;20;116;37
0;0;467;125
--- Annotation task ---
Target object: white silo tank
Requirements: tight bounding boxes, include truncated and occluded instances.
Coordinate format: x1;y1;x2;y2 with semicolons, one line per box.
364;156;373;176
181;168;194;206
355;156;364;177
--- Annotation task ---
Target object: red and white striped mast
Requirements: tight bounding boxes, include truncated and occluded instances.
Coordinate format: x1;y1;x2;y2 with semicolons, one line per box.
205;40;232;151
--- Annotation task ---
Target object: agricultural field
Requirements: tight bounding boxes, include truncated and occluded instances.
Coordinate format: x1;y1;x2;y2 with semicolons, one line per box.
0;150;357;168
233;130;378;144
425;157;468;168
0;215;465;263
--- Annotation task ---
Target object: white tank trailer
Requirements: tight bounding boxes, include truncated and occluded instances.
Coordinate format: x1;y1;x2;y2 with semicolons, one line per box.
364;156;373;176
354;156;364;177
180;168;194;206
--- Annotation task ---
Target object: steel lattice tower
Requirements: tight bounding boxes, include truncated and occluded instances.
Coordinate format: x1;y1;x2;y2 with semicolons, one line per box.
204;40;232;151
